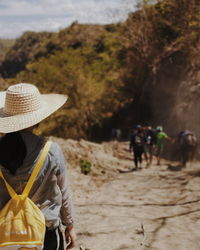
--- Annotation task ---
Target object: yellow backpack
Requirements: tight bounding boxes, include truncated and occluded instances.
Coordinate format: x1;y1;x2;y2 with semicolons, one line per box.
0;141;52;250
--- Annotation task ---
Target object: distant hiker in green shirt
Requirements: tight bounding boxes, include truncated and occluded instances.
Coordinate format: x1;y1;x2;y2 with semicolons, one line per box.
155;126;173;165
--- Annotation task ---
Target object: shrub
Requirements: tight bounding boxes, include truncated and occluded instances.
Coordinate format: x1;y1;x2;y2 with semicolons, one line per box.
79;159;92;175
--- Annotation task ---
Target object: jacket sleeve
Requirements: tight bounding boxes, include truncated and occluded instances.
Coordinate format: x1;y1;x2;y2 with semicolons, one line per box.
55;143;75;226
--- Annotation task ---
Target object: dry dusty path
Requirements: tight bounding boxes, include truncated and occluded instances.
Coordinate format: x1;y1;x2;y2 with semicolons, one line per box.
75;164;200;250
54;138;200;250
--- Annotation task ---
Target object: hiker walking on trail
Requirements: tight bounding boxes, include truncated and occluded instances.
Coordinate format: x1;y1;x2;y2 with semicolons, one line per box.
155;126;173;165
129;125;145;170
111;128;121;141
0;83;76;250
177;129;197;167
143;123;156;167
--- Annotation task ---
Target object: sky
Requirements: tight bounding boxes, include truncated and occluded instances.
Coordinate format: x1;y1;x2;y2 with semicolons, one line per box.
0;0;137;39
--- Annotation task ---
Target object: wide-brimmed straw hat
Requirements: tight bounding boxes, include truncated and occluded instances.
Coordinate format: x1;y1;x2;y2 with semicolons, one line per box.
0;83;68;133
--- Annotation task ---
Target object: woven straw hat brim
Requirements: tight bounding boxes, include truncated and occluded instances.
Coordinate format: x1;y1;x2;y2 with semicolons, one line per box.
0;92;67;133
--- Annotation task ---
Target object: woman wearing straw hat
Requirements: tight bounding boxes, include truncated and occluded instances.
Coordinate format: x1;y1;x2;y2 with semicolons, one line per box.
0;83;76;249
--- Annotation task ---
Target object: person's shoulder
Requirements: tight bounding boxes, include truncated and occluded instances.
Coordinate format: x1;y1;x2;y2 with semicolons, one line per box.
151;128;156;134
48;141;64;157
157;131;167;137
130;133;136;138
47;141;67;168
50;140;63;149
162;132;168;137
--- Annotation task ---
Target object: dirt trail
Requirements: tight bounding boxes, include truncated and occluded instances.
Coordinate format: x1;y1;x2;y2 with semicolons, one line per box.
53;137;200;250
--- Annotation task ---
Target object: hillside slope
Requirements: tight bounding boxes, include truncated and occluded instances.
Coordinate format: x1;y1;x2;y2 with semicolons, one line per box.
119;0;200;138
0;0;200;142
0;23;124;140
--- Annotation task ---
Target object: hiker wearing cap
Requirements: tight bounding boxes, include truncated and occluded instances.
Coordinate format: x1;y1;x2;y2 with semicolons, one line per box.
129;125;145;170
155;126;173;165
0;83;76;249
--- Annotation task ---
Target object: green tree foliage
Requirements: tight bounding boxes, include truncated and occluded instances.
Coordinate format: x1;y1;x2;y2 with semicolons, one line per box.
79;159;92;175
0;39;15;60
13;25;125;139
122;0;200;74
0;32;53;77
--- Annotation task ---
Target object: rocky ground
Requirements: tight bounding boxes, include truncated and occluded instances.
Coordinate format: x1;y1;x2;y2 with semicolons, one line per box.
52;137;200;250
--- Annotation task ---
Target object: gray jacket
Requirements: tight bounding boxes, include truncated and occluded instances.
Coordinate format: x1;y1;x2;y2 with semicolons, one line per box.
0;131;74;229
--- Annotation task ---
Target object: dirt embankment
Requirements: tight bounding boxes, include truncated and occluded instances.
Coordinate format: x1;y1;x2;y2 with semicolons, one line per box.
52;137;200;250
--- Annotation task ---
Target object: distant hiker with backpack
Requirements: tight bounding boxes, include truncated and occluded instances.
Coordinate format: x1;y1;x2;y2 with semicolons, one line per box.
0;83;76;249
177;129;197;167
129;125;145;170
143;123;156;167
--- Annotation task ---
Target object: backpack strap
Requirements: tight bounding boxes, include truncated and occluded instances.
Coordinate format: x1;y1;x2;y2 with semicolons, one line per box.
0;140;52;198
0;169;17;198
22;140;52;196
